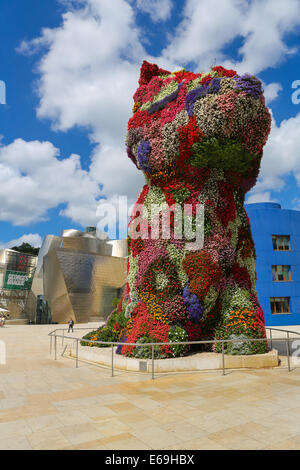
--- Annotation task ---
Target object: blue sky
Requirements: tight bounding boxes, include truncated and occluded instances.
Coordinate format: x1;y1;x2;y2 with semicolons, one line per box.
1;0;300;248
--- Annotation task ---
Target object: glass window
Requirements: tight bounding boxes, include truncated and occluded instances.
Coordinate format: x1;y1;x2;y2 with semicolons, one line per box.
283;236;291;250
272;265;292;281
272;235;291;251
283;265;291;281
270;297;290;314
277;265;284;280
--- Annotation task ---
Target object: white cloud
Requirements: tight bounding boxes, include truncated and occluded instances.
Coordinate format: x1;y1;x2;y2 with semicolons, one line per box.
0;233;43;250
19;0;145;206
261;113;300;180
0;139;102;226
9;0;300;230
263;82;283;104
136;0;173;22
161;0;244;70
161;0;300;75
248;111;300;199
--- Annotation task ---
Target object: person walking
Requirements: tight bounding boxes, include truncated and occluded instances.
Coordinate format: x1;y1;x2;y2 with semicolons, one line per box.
68;318;74;333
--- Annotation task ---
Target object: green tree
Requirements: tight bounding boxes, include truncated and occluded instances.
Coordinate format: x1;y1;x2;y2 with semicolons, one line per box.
11;242;40;256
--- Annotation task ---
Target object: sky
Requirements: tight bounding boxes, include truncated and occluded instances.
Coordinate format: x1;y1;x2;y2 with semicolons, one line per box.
1;0;300;248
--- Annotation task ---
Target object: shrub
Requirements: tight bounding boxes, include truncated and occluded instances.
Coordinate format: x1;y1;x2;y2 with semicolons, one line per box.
168;325;189;357
215;308;268;355
131;336;162;359
81;326;119;347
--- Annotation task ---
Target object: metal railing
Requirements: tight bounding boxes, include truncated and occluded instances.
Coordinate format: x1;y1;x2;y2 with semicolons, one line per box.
48;326;300;379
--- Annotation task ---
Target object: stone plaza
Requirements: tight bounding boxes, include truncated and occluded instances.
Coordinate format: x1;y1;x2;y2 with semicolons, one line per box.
1;323;300;450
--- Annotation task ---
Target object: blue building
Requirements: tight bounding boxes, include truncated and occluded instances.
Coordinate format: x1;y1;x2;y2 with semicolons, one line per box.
245;202;300;326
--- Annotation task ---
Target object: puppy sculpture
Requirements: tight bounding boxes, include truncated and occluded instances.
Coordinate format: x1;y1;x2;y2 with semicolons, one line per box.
98;61;272;358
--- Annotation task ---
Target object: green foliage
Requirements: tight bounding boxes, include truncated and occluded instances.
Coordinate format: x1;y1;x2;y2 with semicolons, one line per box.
105;305;127;330
173;188;190;204
97;326;120;345
105;309;118;329
190;138;254;176
11;242;40;256
132;336;162;359
168;326;189;357
215;332;268;355
80;329;98;347
214;307;268;355
117;307;128;329
204;211;212;237
80;326;119;347
111;297;121;308
130;326;189;359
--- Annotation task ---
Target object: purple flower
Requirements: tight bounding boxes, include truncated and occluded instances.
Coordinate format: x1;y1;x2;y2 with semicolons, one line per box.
148;83;183;115
116;336;127;355
234;74;262;99
183;284;204;323
185;78;221;116
137;140;152;173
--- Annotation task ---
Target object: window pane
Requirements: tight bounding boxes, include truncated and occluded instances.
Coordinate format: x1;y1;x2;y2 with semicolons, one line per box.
270;299;275;313
283;266;291;280
283;298;290;312
283;236;290;250
277;237;284;250
277;265;283;280
272;266;277;281
270;297;290;314
272;236;277;250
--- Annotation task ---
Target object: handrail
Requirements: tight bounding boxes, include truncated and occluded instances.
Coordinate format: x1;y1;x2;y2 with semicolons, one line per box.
266;326;300;336
48;325;300;378
48;325;300;339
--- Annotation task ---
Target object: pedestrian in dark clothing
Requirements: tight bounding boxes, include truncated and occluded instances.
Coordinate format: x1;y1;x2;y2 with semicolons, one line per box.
68;319;74;333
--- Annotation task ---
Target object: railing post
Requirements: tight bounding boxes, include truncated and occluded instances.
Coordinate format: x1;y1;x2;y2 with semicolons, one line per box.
286;332;291;372
269;329;273;351
50;334;52;355
76;338;79;368
62;329;64;347
152;344;154;380
54;334;57;361
111;344;114;377
222;341;225;376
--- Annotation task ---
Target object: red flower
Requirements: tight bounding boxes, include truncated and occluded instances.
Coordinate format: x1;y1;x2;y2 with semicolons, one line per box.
177;116;204;167
183;251;222;300
212;66;237;78
201;75;213;85
139;61;171;86
216;181;236;227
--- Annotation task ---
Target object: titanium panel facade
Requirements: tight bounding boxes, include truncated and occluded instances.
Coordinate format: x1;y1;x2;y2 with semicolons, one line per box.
43;248;126;323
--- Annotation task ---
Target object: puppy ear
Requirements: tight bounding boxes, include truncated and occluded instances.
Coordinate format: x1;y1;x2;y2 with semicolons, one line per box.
139;60;170;86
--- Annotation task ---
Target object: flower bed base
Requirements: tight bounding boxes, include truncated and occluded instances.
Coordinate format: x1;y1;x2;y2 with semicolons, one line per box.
67;344;278;373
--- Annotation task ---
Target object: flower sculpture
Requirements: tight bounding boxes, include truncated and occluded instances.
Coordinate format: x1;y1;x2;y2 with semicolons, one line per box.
84;61;271;357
